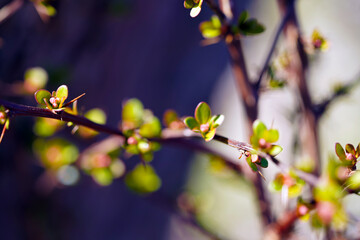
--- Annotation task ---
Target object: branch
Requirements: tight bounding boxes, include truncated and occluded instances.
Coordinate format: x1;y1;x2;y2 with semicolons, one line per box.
278;0;321;176
254;7;292;90
204;0;227;23
1;98;320;187
313;73;360;118
0;99;124;136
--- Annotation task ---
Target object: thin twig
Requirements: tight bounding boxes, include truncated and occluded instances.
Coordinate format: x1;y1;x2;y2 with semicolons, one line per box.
313;74;360;118
254;7;292;90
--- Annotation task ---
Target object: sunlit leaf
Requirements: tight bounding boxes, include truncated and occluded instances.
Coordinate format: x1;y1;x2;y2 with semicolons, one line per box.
253;119;266;138
125;164;161;194
335;143;346;161
246;156;258;172
92;168;113;186
264;129;279;143
24;67;48;93
34;89;51;106
184;0;194;9
199;16;221;39
210;114;224;128
345;144;355;156
346;171;360;190
139;116;162;138
203;129;216;142
195;102;211;124
184;117;199;131
268;145;283;156
56;85;68;106
122;98;144;129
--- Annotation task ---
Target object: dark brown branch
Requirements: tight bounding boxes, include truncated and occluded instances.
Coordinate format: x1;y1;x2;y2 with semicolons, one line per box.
204;0;227;23
313;74;360;118
1;98;319;187
278;0;321;176
0;99;124;136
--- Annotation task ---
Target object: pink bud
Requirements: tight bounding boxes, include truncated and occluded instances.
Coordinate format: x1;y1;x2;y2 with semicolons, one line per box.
200;123;210;132
317;201;335;224
346;152;356;161
127;136;137;145
313;39;322;49
297;205;308;216
0;111;5;119
251;154;259;163
50;97;58;108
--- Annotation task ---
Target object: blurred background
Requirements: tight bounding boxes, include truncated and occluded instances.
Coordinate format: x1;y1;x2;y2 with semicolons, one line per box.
0;0;360;239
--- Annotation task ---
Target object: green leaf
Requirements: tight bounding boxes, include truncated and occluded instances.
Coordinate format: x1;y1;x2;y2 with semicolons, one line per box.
85;108;107;124
199;20;221;39
356;143;360;157
189;0;203;18
56;85;68;105
238;10;249;25
122;98;144;129
34;89;51;106
210;114;224;128
163;109;178;127
335;143;346;161
346;171;360;190
204;129;216;142
195;102;211;124
268;145;283;156
239;19;265;36
125;164;161;194
184;0;194;9
257;157;268;168
24;67;48;91
345;144;355;155
92;168;113;186
139;116;162;138
264;129;279;143
184;117;200;131
253;119;267;138
246;156;258;172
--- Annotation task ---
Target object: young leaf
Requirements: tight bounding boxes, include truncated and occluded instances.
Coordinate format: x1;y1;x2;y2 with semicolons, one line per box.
56;85;68;105
122;98;144;128
195;102;211;124
253;120;266;138
210;114;224;128
163;110;178;127
246;156;258;172
356;143;360;158
34;89;51;105
268;145;283;156
345;144;355;156
239;19;265;36
184;0;194;9
184;117;199;131
335;143;346;161
203;129;216;142
189;0;203;18
264;129;279;143
257;158;268;168
238;10;249;25
139;117;162;138
199;19;221;39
